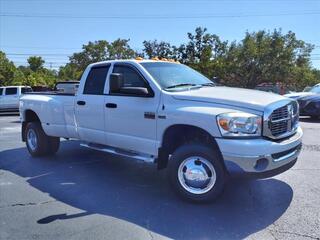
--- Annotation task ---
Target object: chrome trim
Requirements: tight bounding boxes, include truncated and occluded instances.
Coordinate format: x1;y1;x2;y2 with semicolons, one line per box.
222;144;301;172
263;99;299;140
80;143;155;163
273;148;300;162
177;156;217;195
27;128;37;151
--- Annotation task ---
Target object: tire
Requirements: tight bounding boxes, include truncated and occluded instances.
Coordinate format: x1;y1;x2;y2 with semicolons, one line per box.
168;143;226;203
25;122;60;157
48;137;60;154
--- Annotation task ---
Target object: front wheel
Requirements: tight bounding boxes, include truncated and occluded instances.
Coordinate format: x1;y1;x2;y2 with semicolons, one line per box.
169;143;226;203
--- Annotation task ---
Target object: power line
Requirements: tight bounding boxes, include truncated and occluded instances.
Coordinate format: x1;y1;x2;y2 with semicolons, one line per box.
0;0;317;1
6;53;72;56
0;45;81;50
1;12;320;19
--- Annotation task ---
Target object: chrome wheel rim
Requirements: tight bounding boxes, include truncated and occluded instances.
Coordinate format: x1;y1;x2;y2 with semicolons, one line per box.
178;156;216;195
27;129;37;151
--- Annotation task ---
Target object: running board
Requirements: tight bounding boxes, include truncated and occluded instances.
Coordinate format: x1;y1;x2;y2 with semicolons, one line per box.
80;143;155;163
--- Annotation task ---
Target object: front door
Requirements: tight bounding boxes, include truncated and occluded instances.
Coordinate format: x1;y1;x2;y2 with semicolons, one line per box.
75;64;110;144
104;64;160;155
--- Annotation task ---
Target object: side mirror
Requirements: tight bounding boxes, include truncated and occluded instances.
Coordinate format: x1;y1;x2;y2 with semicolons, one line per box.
110;73;123;93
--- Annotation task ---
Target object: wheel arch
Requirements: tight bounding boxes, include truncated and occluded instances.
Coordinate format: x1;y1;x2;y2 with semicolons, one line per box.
157;124;225;170
21;109;41;142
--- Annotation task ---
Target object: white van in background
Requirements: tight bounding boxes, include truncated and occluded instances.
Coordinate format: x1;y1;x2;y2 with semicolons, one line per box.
0;86;32;112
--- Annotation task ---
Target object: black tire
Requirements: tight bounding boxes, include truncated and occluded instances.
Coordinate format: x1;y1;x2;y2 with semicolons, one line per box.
48;137;60;154
25;122;49;157
25;122;60;157
169;143;226;203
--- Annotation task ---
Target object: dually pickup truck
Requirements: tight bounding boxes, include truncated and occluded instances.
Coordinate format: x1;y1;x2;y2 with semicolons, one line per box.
20;59;303;202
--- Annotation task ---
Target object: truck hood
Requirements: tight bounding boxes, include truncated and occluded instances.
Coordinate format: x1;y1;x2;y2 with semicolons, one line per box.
171;86;287;111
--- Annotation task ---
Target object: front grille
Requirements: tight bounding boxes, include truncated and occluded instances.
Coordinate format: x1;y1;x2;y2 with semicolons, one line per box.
264;101;299;139
270;120;288;136
271;105;289;121
269;105;290;136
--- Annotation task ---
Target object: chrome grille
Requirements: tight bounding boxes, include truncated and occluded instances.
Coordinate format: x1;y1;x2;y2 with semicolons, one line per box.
270;105;290;136
263;100;299;139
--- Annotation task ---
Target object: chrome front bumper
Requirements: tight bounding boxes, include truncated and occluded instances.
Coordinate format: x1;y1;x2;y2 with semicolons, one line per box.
216;126;303;173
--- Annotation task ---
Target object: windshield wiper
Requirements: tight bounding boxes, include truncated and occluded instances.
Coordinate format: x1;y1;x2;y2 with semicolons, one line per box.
201;82;216;87
165;83;198;89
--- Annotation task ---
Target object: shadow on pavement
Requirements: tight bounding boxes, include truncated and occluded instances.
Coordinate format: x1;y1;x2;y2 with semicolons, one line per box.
0;141;293;239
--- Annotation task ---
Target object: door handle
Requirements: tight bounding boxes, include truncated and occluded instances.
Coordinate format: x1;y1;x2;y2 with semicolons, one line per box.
106;103;117;108
77;100;86;106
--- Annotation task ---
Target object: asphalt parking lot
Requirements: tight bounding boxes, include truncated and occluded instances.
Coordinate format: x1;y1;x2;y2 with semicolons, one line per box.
0;115;319;240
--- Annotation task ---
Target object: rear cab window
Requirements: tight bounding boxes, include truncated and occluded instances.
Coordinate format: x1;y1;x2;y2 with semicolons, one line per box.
5;87;18;95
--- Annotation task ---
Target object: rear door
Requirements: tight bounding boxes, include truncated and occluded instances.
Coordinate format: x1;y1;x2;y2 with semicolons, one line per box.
4;87;19;109
75;64;111;144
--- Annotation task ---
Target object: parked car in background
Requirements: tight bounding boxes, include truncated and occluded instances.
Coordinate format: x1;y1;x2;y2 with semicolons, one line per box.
54;81;79;94
0;86;32;112
285;84;320;119
255;82;289;95
296;94;320;119
285;83;320;100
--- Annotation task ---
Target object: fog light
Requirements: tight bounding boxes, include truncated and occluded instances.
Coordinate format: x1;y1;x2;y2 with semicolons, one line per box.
254;158;269;171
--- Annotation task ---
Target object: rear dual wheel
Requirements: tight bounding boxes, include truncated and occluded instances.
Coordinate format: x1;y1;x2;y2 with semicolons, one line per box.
25;122;60;157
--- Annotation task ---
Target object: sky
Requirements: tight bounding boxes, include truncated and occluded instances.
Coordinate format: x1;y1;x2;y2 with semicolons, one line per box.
0;0;320;70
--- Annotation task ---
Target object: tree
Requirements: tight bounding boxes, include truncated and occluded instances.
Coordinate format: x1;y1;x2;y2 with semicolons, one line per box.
61;39;137;80
0;51;17;86
28;56;45;72
107;38;136;59
142;40;174;59
178;27;228;79
222;29;315;89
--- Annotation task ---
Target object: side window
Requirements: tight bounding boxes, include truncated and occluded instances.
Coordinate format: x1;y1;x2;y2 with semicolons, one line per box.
21;87;32;94
5;87;18;95
112;65;147;88
0;88;3;95
83;65;110;95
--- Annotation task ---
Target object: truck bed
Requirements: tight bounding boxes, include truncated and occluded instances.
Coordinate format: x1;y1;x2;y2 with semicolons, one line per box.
24;91;75;96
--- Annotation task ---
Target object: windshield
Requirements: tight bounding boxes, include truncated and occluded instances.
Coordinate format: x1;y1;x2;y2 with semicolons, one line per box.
140;62;213;89
309;85;320;93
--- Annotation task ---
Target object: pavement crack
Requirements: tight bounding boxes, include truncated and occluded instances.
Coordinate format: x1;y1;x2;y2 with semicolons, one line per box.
270;229;319;240
0;200;56;209
147;230;154;240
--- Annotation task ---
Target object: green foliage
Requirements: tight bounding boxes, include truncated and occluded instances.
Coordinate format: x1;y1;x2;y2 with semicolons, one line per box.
28;56;45;72
59;39;138;80
0;51;58;87
221;29;316;89
0;29;319;90
143;40;175;59
0;51;16;86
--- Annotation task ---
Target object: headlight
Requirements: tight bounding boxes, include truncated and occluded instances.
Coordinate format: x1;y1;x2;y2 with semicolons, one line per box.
217;112;262;137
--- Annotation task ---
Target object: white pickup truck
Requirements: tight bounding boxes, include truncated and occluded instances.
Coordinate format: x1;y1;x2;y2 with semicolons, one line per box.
19;59;302;202
0;86;32;112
